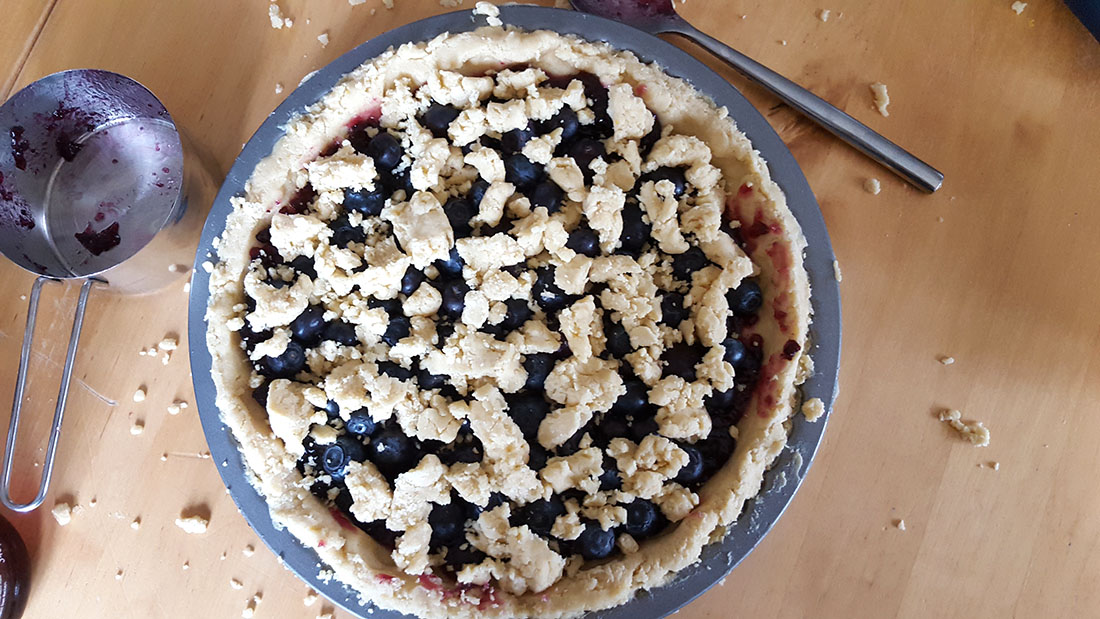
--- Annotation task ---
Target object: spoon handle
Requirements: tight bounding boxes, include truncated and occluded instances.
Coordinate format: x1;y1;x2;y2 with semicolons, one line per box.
668;23;944;192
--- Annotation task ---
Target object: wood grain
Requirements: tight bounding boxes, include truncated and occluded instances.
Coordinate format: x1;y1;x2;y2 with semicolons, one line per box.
0;1;1097;617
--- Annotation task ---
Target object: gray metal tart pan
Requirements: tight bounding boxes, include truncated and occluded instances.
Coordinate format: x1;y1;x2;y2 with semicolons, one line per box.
187;5;841;618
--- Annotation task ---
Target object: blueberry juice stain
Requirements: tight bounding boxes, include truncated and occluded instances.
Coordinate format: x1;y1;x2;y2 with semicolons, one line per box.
9;126;29;171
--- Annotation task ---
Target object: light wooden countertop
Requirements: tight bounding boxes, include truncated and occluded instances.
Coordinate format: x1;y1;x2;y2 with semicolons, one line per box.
1;1;1097;617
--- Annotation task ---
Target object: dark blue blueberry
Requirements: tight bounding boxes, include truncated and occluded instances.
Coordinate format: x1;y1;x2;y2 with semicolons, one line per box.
251;382;270;407
258;341;306;378
344;186;387;217
504;154;542;190
323;399;340;418
417;366;448;390
728;279;763;316
291;304;326;344
369;427;418;478
674;444;704;486
566;225;601;257
439;278;469;319
618;203;650;256
575;73;612;137
671;246;711;281
698;430;736;476
624;499;664;539
598;458;622;491
289;255;317;279
441;441;482;465
428;501;468;548
639;116;662;159
735;349;762;381
323;321;359;346
347;121;374;155
420;103;461;139
556;426;589;456
378;361;414;380
523;353;555;390
501;124;535;155
504;391;551;440
513;497;565;536
381;167;414;196
721;338;746;367
527;444;549;471
539;108;579;143
434;247;464;278
366;132;403;171
611;380;650;417
321;435;367;480
360;520;401;549
576;522;616;560
639;166;687;197
266;277;291;289
444;544;487;570
435;319;456;346
345;410;377;436
604;318;632;357
370;297;402;315
661;292;689;327
330;216;366;248
568;138;606;176
704;388;737;415
478;216;512;237
500;298;533;332
532;267;571;311
662;342;703;381
382;315;411;346
401;266;425;296
444;197;477;238
529;181;564;213
628;415;659;443
596;413;630;445
469;179;490;206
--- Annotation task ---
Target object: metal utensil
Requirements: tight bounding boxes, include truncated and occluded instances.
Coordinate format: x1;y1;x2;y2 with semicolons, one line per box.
189;6;840;618
0;69;208;512
570;0;944;192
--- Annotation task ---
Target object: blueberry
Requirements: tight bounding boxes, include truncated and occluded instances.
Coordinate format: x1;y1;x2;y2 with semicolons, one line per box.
323;321;359;346
324;399;340;418
378;360;414;380
251;382;270;407
346;410;377;436
501;124;534;155
660;292;689;327
598;459;622;491
698;430;736;476
382;315;411;346
289;255;317;280
347;121;374;155
596;414;630;445
513;497;565;536
330;216;366;248
367;132;404;171
401;266;425;296
639;166;688;197
434;247;465;278
539;108;579;143
704;388;737;415
721;338;746;367
439;278;469;319
576;73;612;137
369;427;418;478
639;116;662;159
444;544;487;570
662;342;703;381
618;203;650;256
441;441;482;465
624;499;664;539
435;319;456;346
523;353;555;390
728;279;763;316
556;426;589;456
504;391;551;440
504;154;542;190
258;341;306;378
360;520;401;549
487;300;527;333
478;217;512;237
468;179;490;206
532;267;571;311
628;415;659;443
344;186;387;217
420;103;461;139
674;444;704;486
417;366;448;390
671;246;711;281
381;167;414;196
576;522;616;560
568;138;605;176
370;297;403;315
527;444;549;472
321;435;367;480
428;501;468;548
611;380;650;416
444;197;477;238
566;225;601;257
529;181;564;213
604;318;632;357
291;304;326;344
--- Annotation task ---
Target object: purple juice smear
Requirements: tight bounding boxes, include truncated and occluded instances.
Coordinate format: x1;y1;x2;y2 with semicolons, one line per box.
590;0;674;19
74;221;120;256
9;126;29;171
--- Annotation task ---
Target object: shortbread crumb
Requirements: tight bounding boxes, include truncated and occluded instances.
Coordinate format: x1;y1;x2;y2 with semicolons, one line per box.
243;544;256;557
231;578;244;590
990;461;1000;470
864;178;881;195
268;2;293;29
939;356;955;365
474;2;503;27
895;519;906;531
833;259;843;282
1011;2;1027;15
938;409;991;447
383;0;394;9
175;513;210;534
304;590;319;606
115;569;124;580
130;419;145;435
317;32;329;47
801;397;826;422
52;501;73;526
275;83;284;95
132;387;146;402
182;561;190;570
818;9;831;22
131;517;141;530
348;0;367;5
870;82;890;117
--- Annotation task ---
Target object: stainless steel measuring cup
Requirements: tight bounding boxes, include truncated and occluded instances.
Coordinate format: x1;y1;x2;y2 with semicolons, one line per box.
0;69;208;511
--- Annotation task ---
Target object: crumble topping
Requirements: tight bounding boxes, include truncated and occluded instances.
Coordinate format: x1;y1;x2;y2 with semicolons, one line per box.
938;408;991;447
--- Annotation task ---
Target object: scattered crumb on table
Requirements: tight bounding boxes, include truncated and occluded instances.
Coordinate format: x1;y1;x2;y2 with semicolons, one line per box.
870;82;890;117
938;409;991;447
182;561;190;571
115;569;124;580
132;387;146;403
268;2;293;29
833;259;843;282
864;178;881;195
895;519;907;531
131;517;141;530
348;0;367;5
52;501;73;526
818;8;831;22
130;419;145;436
990;461;1001;470
939;356;956;365
317;32;329;47
275;83;284;95
243;544;256;557
231;578;244;590
304;589;320;606
1011;1;1027;15
175;513;210;534
383;0;394;9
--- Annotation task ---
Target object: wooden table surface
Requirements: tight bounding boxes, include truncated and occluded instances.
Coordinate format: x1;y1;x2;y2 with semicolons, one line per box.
1;0;1098;617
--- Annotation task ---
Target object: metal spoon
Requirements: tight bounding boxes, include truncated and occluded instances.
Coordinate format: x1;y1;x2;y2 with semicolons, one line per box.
569;0;944;192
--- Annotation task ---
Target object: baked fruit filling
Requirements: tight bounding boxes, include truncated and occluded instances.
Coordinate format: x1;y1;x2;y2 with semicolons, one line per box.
233;65;780;595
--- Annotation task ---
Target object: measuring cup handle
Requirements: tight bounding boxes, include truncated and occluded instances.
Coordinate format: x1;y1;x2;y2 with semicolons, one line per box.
0;277;98;512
